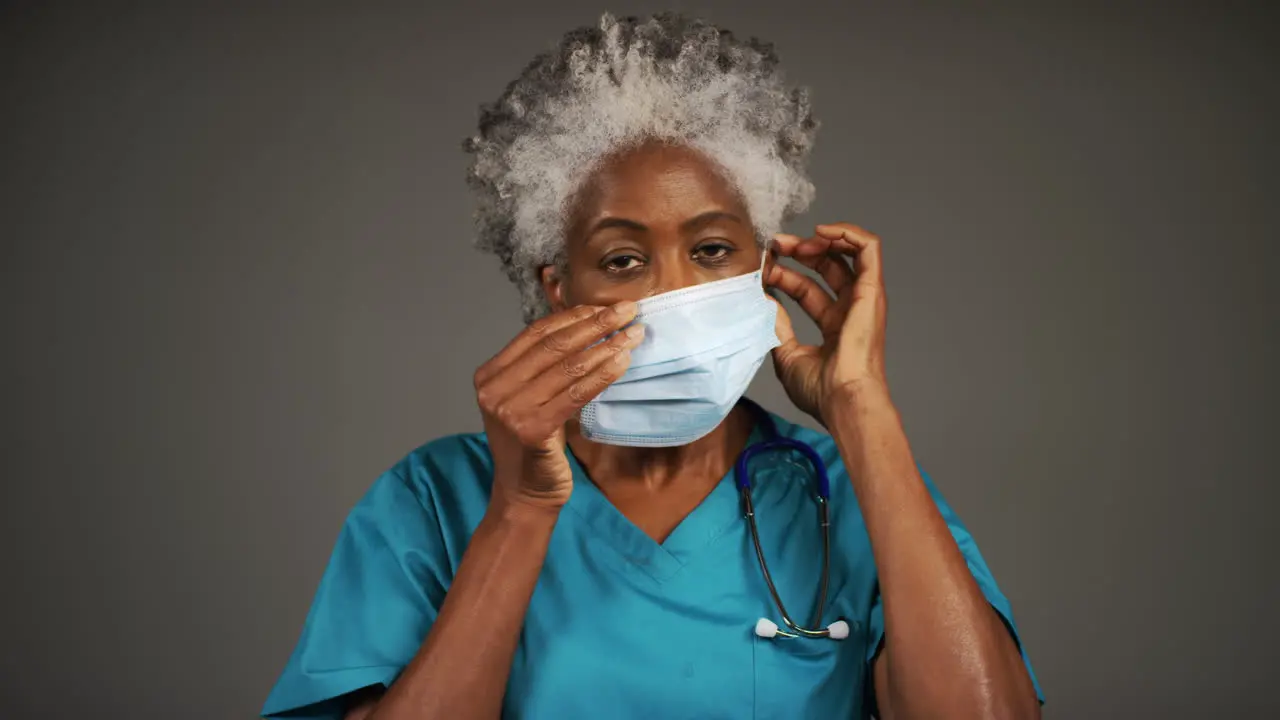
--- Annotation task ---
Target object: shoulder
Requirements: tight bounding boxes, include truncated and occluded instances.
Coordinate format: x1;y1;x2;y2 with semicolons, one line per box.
760;406;879;540
763;406;938;490
393;432;495;490
767;409;836;448
366;432;496;535
764;408;845;472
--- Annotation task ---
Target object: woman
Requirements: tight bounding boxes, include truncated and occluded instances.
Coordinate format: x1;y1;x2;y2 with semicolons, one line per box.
263;13;1043;720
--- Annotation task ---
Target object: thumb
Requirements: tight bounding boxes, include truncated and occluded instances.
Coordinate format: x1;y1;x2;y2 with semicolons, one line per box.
771;296;798;348
770;298;808;382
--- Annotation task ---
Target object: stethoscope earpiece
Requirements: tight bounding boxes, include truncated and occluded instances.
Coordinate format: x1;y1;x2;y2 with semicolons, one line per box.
755;618;783;638
754;617;849;641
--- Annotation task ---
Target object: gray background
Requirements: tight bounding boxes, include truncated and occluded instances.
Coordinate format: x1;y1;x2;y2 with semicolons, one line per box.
2;1;1276;718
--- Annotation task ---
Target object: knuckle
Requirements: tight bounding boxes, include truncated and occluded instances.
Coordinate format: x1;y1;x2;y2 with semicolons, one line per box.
590;309;617;333
514;424;543;448
568;376;603;404
833;222;877;241
561;356;589;378
528;316;554;336
493;402;518;427
540;331;570;355
600;362;626;381
567;383;588;404
598;364;622;384
508;415;528;438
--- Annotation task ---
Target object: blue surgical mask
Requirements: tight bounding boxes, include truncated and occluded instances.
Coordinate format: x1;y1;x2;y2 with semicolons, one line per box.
579;258;779;447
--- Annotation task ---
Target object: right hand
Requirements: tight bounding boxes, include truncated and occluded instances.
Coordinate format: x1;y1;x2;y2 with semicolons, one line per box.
473;300;644;511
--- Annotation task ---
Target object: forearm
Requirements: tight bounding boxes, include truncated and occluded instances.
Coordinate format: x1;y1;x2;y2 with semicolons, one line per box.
827;382;1036;719
368;498;558;720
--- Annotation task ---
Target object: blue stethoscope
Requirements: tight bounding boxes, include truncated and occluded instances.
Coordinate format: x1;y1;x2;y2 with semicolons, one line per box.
735;399;850;641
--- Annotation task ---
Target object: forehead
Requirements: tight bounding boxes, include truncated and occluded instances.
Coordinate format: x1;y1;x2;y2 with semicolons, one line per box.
572;142;747;221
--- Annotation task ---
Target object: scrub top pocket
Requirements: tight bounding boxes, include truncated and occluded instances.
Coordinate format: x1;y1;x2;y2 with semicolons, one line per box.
751;612;866;720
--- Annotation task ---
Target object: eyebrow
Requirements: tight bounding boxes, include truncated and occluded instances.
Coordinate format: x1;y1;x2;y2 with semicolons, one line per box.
680;210;745;231
587;217;648;235
585;210;746;238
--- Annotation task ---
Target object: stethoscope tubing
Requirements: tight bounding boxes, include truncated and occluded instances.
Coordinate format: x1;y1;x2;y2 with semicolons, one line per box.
734;400;837;639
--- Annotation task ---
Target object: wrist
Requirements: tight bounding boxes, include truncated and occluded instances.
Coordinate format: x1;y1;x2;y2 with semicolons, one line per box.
821;376;894;425
486;490;564;530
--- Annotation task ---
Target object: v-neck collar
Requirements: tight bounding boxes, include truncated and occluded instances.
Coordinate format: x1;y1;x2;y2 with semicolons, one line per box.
563;420;765;584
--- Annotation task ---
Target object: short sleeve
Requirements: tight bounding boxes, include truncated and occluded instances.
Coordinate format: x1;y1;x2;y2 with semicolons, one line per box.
261;467;451;719
864;468;1044;705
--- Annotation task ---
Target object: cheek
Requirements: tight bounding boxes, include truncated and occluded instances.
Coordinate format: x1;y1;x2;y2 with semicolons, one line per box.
562;272;653;308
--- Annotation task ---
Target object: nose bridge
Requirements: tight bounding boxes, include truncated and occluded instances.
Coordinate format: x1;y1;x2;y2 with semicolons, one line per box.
649;247;699;296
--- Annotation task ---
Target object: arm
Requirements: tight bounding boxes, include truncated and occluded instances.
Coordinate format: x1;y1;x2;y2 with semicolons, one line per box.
356;301;641;719
358;500;559;720
766;222;1038;719
828;382;1038;720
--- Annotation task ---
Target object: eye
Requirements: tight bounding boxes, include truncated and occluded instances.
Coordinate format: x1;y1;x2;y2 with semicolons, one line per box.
602;253;644;272
693;241;735;263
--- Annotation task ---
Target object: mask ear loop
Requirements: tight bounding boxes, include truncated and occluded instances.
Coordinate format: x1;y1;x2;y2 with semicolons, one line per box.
760;247;780;302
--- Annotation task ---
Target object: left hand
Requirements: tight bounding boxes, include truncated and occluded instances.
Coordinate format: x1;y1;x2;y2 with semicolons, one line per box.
765;223;889;426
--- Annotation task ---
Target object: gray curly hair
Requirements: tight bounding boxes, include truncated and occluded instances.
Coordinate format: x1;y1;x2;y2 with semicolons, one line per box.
463;12;819;323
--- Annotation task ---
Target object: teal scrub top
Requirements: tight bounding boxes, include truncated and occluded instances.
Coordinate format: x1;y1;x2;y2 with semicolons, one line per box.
262;405;1043;719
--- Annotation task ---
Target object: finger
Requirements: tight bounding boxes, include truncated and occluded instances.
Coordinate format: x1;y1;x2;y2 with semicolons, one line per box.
774;233;854;297
815;223;883;289
773;232;830;260
770;296;798;350
816;251;856;296
489;299;638;394
475;304;605;387
538;332;642;425
798;250;855;297
513;299;638;375
769;298;804;380
526;322;646;406
765;263;835;327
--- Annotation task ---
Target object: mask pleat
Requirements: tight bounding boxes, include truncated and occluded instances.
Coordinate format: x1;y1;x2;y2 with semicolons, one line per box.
580;268;780;447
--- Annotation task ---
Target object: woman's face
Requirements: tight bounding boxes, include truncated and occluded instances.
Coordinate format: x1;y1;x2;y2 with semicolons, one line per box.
541;142;764;311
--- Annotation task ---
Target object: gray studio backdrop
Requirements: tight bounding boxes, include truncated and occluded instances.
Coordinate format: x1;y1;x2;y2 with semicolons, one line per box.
2;2;1276;718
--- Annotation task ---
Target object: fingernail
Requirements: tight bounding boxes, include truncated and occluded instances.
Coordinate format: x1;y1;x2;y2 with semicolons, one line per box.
614;348;632;365
613;300;637;316
625;323;645;340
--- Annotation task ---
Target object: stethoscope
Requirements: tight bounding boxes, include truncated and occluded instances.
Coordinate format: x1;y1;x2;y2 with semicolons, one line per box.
735;399;850;641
